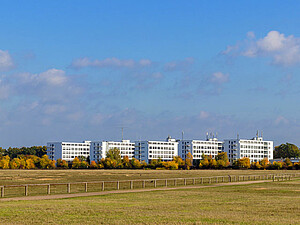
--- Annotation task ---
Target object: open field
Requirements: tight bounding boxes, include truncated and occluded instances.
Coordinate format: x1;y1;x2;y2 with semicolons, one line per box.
0;179;299;224
0;170;298;198
1;169;299;185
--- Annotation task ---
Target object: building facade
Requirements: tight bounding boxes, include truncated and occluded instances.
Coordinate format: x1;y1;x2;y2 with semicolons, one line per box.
47;141;91;161
90;140;135;162
178;137;223;160
223;133;273;163
134;136;178;163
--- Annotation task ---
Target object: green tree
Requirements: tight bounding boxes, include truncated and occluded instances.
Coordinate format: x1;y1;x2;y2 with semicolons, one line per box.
106;148;122;164
284;158;294;169
215;152;230;169
274;143;300;159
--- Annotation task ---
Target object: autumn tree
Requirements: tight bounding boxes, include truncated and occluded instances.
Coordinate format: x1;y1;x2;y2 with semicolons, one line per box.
57;158;69;169
0;155;10;169
260;158;270;169
173;156;185;169
106;148;122;164
72;157;81;169
233;157;250;169
90;161;98;169
122;156;131;169
185;152;193;170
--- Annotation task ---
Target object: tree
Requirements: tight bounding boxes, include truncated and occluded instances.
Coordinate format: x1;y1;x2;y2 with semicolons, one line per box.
271;161;283;170
274;143;300;159
90;161;98;169
25;159;35;169
122;156;131;169
260;158;270;169
199;155;210;169
185;152;193;170
57;158;69;169
0;155;10;169
106;148;122;164
215;152;230;169
72;157;81;169
284;158;293;169
251;161;262;170
163;161;178;170
233;157;250;169
173;156;185;169
131;158;142;169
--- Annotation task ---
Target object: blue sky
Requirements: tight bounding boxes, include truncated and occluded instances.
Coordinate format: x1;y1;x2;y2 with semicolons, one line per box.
0;0;300;148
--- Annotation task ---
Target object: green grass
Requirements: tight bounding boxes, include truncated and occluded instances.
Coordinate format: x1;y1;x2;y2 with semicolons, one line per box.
0;179;299;224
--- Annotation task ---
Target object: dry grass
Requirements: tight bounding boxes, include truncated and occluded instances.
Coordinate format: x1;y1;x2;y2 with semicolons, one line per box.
0;179;299;224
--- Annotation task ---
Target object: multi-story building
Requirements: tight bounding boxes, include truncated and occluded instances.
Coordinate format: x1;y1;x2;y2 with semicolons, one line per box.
90;140;135;162
223;132;273;163
178;134;223;160
47;141;91;161
134;136;178;163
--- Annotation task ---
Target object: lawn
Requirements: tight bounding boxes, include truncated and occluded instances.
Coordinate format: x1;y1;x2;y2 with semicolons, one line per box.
0;179;299;224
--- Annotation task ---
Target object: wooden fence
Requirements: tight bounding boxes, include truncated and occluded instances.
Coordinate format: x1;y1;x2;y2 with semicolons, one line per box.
0;173;299;198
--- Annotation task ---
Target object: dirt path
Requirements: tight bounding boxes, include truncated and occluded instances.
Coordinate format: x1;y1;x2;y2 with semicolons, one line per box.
0;180;273;202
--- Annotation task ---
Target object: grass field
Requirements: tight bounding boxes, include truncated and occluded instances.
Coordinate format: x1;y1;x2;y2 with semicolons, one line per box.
0;179;299;224
0;169;298;185
0;170;299;198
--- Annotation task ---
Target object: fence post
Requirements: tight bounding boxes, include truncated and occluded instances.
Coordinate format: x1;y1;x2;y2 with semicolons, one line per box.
25;185;28;196
142;180;145;188
201;178;203;184
117;181;120;190
67;183;71;193
222;177;224;183
154;180;157;188
47;184;51;195
85;183;88;192
184;179;187;186
130;181;133;189
165;179;168;187
273;175;275;182
209;178;211;184
102;182;105;191
174;179;177;186
1;186;4;198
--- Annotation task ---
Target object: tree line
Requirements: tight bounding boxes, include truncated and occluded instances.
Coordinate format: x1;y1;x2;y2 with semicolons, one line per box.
0;143;299;170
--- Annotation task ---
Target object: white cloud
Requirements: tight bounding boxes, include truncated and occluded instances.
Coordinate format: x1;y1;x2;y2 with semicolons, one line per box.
17;69;67;86
38;69;67;86
210;72;229;84
223;30;300;66
0;50;14;71
70;57;152;69
164;57;194;72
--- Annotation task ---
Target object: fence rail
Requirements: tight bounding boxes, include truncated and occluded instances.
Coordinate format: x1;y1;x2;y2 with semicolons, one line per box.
0;173;299;198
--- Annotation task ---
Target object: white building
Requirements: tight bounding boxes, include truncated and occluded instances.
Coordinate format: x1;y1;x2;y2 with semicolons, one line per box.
90;140;135;162
134;136;178;163
178;134;223;160
223;132;273;164
47;141;91;161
